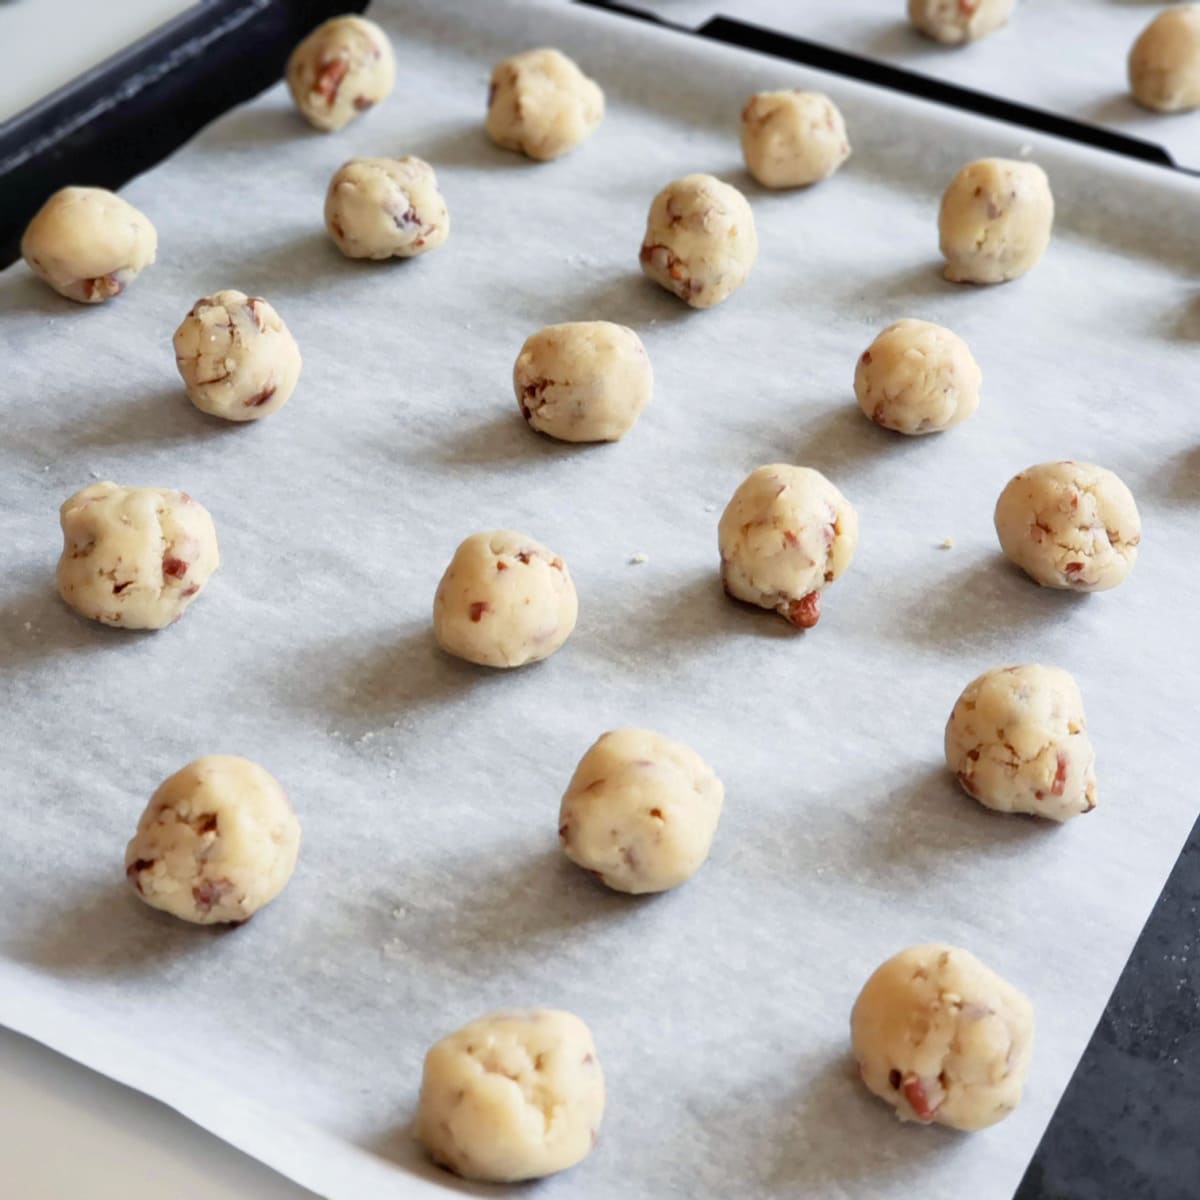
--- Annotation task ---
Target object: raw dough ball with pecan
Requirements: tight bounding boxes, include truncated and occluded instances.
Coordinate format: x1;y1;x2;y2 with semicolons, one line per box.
1129;5;1200;113
486;48;604;161
513;321;651;443
325;156;449;260
433;531;577;668
559;729;723;894
417;1009;604;1182
173;290;301;421
939;158;1053;284
740;90;851;188
285;14;394;132
851;943;1034;1131
21;186;156;304
908;0;1014;44
718;464;858;629
854;319;980;435
56;482;219;630
125;755;300;925
994;461;1140;591
945;664;1097;821
639;174;757;309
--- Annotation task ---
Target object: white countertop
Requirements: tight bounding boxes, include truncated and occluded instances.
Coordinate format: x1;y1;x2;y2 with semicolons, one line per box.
0;1028;313;1199
0;0;192;123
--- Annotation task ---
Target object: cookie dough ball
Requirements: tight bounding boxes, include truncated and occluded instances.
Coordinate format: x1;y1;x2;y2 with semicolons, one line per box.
939;158;1053;284
718;464;858;629
639;174;757;309
994;461;1141;591
417;1009;604;1182
20;186;156;304
285;14;394;132
513;322;652;443
324;156;449;260
945;664;1097;821
433;531;577;668
559;729;724;894
908;0;1014;44
56;482;219;630
1129;6;1200;113
851;943;1034;1131
486;48;604;161
125;755;300;924
173;290;301;421
740;90;851;189
854;319;981;435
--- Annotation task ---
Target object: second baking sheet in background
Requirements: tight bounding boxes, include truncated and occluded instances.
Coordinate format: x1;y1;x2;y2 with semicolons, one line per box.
620;0;1200;168
0;0;1197;1196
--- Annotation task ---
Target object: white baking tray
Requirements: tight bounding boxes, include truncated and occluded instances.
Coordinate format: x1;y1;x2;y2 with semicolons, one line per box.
0;1;1197;1197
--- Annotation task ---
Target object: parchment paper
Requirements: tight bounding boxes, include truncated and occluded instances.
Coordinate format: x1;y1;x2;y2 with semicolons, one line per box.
1;1;1198;1197
628;0;1200;170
